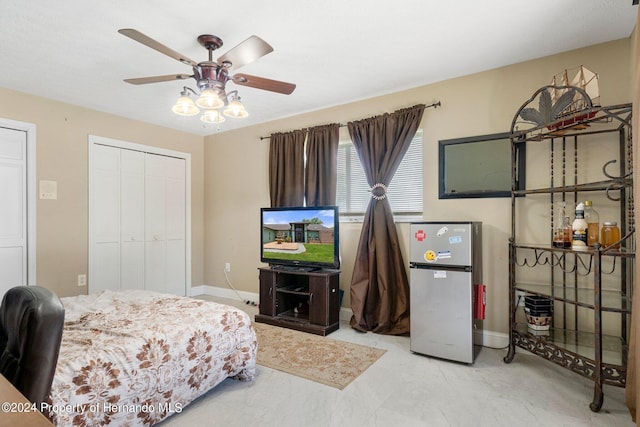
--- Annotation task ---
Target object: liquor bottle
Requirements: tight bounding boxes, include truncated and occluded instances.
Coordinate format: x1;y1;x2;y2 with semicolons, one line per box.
552;203;571;248
584;200;599;247
561;216;572;248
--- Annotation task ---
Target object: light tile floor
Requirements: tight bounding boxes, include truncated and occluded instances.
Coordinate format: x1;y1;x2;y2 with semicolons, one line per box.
159;296;633;427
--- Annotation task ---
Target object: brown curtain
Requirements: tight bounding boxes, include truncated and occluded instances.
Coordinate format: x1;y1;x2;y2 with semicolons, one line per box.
268;130;306;207
305;123;340;206
348;104;425;335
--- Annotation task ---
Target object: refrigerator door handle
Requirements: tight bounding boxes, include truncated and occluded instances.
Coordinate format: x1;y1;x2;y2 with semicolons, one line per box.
410;263;471;272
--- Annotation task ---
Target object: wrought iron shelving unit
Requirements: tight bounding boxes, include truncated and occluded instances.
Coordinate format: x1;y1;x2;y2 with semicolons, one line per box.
503;85;634;412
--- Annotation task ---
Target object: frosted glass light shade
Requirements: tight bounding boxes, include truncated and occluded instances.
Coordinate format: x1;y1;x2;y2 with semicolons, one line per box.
172;96;199;116
200;109;226;123
223;99;249;118
196;89;224;109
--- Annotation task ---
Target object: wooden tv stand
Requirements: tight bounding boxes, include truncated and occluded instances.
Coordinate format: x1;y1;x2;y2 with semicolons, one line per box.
255;267;340;336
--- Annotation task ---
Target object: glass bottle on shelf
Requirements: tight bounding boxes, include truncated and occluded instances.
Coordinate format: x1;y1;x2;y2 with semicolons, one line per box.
561;217;572;248
572;202;588;250
552;202;566;247
601;221;621;249
553;202;572;248
584;200;599;247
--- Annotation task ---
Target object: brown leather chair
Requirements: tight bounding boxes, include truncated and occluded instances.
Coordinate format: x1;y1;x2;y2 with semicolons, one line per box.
0;286;65;406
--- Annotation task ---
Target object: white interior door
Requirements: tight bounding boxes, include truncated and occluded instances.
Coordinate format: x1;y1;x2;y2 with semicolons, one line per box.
120;149;145;290
89;144;121;294
0;127;27;295
144;153;167;293
165;156;186;295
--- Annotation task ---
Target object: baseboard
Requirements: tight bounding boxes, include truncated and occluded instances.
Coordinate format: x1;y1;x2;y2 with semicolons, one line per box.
192;285;508;348
190;284;260;304
480;329;509;349
339;306;353;322
192;285;354;321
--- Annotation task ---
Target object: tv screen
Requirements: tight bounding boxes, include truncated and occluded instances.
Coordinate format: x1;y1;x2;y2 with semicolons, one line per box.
260;206;340;270
438;132;526;199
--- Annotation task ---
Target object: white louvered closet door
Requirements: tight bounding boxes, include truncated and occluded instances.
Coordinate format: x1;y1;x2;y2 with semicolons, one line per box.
0;127;27;296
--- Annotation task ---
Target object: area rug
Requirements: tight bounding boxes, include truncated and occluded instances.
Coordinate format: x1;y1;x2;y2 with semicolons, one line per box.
253;322;386;390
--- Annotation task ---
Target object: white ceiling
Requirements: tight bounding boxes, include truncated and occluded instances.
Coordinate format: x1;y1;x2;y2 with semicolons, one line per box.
0;1;636;136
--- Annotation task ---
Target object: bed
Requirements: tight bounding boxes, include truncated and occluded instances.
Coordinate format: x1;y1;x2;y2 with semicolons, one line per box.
45;290;257;426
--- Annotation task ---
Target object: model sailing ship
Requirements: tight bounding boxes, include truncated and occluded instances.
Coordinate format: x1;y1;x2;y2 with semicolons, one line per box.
547;65;599;129
519;65;600;130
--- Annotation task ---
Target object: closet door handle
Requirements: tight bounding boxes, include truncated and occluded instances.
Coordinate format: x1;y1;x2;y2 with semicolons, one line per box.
309;293;313;305
268;287;273;298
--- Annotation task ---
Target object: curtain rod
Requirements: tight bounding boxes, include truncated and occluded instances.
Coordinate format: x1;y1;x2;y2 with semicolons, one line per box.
259;101;441;140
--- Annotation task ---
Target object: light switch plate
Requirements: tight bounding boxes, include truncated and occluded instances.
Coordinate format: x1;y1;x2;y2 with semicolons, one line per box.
39;180;57;200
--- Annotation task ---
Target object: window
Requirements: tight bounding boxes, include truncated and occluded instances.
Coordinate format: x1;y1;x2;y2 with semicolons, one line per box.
337;130;423;219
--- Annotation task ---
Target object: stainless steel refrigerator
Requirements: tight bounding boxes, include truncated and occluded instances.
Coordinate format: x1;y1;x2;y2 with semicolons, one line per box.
409;221;483;364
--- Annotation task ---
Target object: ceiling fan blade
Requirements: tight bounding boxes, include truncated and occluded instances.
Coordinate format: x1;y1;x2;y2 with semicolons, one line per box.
124;74;193;85
232;73;296;95
218;36;274;70
118;28;198;68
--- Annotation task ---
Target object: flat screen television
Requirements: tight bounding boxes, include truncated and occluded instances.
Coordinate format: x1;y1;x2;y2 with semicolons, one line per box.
438;131;526;199
260;205;340;271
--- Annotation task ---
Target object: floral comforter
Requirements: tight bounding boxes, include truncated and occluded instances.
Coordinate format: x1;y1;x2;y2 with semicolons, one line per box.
46;290;257;426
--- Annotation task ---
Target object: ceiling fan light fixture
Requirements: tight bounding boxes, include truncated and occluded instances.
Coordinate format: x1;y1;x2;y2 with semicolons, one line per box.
223;98;249;118
196;89;224;109
172;95;200;116
200;109;226;124
120;29;296;128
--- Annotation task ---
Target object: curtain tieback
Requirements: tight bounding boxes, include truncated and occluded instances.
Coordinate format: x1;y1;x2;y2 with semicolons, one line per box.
370;183;388;200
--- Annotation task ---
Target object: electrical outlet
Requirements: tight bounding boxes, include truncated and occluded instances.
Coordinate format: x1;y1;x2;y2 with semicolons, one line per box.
225;263;231;273
77;274;87;287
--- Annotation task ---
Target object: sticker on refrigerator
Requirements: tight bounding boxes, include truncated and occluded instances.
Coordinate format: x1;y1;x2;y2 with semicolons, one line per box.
424;250;437;262
433;270;447;278
449;235;462;245
436;226;448;237
437;250;451;259
414;229;426;242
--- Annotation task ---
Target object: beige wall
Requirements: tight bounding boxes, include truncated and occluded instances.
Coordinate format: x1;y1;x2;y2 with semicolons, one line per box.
0;37;631;334
204;38;632;335
0;89;205;297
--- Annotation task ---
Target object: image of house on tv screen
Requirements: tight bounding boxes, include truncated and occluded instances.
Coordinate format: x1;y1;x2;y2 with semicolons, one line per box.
261;209;336;264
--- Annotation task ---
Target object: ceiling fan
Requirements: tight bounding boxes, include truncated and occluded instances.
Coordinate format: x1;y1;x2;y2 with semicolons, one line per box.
118;28;296;121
